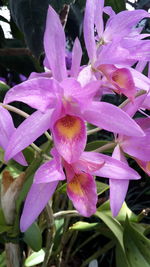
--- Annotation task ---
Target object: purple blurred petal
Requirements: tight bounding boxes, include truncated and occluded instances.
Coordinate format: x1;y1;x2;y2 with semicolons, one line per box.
84;0;96;61
13;152;28;166
5;109;53;161
67;172;97;217
4;78;56;112
104;9;150;42
110;179;129;216
122;94;146;117
110;145;129;216
83;101;144;136
20;181;58;232
0;106;15;149
44;6;67;81
70;38;82;78
121;135;150;161
94;0;104;38
81;152;140;180
34;159;65;184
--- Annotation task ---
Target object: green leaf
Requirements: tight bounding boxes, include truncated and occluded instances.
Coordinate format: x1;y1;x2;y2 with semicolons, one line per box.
96;181;109;195
57;182;67;193
0;252;6;267
116;244;130;267
124;217;150;267
105;0;125;13
23;223;42;252
24;249;45;267
69;221;100;231
116;202;137;222
9;0;49;57
23;147;35;165
53;218;64;250
96;202;125;248
49;0;75;12
0;81;9;101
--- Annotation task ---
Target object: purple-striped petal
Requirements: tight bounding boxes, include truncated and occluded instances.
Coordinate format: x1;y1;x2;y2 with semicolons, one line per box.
67;172;97;217
20;181;58;232
44;6;67;81
83;101;144;136
4;78;57;112
5;109;53;161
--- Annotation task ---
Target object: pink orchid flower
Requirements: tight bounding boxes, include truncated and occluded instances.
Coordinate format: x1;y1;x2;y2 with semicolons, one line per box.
83;0;150;99
0;106;27;166
3;6;145;164
20;148;140;232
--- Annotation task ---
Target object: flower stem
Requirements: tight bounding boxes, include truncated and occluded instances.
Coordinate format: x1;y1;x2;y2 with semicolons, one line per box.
94;142;115;153
42;202;56;267
54;210;79;218
87;127;102;135
0;103;52;141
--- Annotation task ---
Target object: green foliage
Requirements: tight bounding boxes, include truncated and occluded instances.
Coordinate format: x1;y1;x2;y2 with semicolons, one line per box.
9;0;49;58
23;223;42;252
124;217;150;267
105;0;125;12
24;249;45;267
49;0;76;12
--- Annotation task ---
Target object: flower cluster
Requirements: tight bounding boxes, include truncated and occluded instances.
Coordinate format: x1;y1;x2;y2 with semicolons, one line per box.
1;0;150;232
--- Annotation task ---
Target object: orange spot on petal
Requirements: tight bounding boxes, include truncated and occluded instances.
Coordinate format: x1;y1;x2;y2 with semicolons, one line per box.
67;173;88;197
112;70;128;89
55;115;82;139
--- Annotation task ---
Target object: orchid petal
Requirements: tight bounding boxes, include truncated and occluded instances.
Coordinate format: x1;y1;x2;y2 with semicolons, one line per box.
0;106;27;165
5;109;53;161
110;179;129;216
20;181;58;232
121;135;150;161
83;101;144;136
4;78;57;112
135;159;150;176
44;6;67;81
61;78;101;109
77;66;96;87
34;159;65;184
0;106;15;148
52;114;86;163
94;0;104;38
67;172;97;217
81;152;140;180
70;38;82;78
122;94;146;117
84;0;96;62
110;145;129;216
104;9;150;42
99;64;136;100
13;153;28;166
